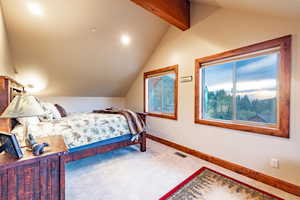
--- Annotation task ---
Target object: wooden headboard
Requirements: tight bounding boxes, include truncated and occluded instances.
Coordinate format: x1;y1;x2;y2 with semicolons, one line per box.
0;76;24;132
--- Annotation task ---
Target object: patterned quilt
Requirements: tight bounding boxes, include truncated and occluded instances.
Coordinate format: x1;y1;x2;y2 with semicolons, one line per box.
12;113;131;149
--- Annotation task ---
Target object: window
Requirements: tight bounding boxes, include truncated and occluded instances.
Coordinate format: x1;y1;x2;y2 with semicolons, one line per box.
144;65;178;120
195;36;291;138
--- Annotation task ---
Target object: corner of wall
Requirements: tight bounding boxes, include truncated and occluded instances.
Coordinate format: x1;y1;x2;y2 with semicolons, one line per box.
0;2;16;78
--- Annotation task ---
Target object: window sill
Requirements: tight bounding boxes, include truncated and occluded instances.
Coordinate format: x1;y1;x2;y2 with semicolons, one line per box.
195;119;288;138
147;112;177;120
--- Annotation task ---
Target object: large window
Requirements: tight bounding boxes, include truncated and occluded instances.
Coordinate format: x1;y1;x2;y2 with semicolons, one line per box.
144;65;178;120
195;36;291;138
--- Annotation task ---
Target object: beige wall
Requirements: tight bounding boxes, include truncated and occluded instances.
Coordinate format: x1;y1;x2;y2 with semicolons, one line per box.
125;4;300;185
39;97;125;113
0;5;14;77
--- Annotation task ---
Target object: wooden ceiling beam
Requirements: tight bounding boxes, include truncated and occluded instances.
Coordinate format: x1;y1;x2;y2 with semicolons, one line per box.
130;0;190;31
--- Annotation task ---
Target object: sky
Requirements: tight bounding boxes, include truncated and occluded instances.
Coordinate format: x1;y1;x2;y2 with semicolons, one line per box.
202;52;279;100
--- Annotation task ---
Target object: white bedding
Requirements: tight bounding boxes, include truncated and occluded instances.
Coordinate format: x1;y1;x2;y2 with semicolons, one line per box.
12;113;131;149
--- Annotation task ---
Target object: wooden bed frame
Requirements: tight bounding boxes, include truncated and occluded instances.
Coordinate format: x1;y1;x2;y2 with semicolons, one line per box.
63;112;147;163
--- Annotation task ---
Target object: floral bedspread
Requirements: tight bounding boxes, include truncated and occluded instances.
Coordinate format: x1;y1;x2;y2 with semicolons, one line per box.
12;113;131;149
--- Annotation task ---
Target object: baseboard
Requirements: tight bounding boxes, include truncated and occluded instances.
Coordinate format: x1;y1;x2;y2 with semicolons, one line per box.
146;133;300;197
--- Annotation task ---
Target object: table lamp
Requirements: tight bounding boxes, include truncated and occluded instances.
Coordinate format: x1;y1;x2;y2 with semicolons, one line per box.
0;95;45;146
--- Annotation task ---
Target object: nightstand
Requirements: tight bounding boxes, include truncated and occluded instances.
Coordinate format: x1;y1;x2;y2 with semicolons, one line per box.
0;135;67;200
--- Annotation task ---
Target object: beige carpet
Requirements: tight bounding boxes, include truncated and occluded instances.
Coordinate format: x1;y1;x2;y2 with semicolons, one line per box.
66;140;299;200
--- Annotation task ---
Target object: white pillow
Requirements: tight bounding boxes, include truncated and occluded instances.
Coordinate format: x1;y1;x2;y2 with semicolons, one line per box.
17;117;40;125
40;102;62;121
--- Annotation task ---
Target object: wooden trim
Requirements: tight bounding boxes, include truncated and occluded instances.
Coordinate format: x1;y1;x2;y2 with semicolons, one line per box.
146;134;300;197
195;35;291;138
144;65;178;120
201;48;280;67
195;35;291;64
129;0;190;31
147;113;177;120
196;119;283;137
144;65;178;77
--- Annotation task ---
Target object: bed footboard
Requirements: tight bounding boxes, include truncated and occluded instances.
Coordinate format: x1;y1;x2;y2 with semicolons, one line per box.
140;132;146;152
63;112;148;163
64;132;147;162
136;112;147;152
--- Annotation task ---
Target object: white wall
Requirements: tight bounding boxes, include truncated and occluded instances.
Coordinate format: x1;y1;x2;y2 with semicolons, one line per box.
125;4;300;185
39;96;125;113
0;5;15;77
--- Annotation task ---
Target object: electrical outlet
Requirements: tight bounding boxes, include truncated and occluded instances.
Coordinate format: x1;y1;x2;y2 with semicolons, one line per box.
270;158;279;169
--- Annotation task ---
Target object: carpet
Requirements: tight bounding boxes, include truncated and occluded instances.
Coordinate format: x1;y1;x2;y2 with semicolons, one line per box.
160;167;284;200
66;141;296;199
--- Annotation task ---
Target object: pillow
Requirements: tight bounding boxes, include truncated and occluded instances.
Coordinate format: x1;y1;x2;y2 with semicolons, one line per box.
40;102;62;121
17;117;40;126
54;104;67;117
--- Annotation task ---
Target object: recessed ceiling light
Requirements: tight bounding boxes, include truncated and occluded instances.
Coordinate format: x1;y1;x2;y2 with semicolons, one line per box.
120;34;131;46
28;2;44;16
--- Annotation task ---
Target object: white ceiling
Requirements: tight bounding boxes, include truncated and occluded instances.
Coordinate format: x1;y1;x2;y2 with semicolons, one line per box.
192;0;300;20
1;0;168;97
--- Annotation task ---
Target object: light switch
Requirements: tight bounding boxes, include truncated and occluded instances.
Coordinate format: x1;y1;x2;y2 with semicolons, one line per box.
270;158;279;169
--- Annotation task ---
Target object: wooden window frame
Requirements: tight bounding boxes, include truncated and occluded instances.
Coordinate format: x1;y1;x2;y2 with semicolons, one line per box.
144;65;178;120
195;35;291;138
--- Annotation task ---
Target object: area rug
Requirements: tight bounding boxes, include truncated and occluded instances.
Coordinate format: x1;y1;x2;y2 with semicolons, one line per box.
160;167;284;200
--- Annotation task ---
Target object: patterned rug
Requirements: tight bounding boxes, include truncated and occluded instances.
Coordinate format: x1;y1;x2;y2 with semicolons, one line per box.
160;167;284;200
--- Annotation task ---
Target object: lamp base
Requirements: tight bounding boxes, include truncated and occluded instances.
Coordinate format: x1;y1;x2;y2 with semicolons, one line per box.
22;121;30;148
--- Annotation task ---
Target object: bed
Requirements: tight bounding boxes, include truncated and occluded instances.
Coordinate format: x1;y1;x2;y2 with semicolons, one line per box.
0;78;146;163
11;111;147;162
0;77;147;200
64;111;147;162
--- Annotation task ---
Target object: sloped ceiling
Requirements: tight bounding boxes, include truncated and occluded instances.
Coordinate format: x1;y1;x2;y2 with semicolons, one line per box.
192;0;300;20
1;0;168;97
2;0;299;97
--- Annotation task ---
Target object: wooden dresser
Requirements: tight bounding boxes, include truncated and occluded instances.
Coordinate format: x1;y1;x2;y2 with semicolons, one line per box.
0;76;24;132
0;136;67;200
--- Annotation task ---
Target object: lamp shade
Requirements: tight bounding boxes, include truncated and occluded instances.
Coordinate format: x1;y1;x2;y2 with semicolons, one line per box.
1;95;44;118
